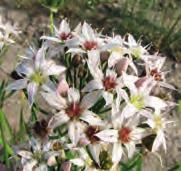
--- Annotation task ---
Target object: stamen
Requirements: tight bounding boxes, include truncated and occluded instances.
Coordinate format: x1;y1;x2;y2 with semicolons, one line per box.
119;127;131;143
86;126;100;143
59;32;72;41
102;76;117;91
83;41;98;50
66;103;82;118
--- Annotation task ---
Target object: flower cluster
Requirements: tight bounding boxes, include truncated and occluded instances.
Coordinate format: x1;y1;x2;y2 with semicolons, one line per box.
8;19;176;171
0;15;20;50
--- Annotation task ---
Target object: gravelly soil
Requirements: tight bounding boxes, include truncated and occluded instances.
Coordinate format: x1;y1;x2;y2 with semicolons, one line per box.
0;2;180;171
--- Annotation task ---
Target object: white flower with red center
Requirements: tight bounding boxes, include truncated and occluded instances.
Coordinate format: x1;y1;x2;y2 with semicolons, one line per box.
145;109;174;152
79;125;107;166
41;19;78;48
67;22;104;53
120;72;169;118
95;115;145;165
145;54;175;90
82;50;125;106
42;88;104;146
6;44;66;106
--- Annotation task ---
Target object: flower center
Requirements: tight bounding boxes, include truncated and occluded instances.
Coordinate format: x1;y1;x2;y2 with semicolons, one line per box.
30;71;44;84
119;127;131;143
52;141;62;151
83;40;98;50
33;151;43;162
150;69;162;81
86;126;100;143
130;95;145;110
131;47;141;59
59;32;72;41
102;76;117;91
153;115;163;132
66;103;82;118
33;119;49;138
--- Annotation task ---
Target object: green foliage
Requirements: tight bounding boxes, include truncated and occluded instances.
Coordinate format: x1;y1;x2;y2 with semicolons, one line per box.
169;163;181;171
16;109;28;142
0;81;14;108
0;109;14;167
178;100;181;112
39;0;68;12
120;153;143;171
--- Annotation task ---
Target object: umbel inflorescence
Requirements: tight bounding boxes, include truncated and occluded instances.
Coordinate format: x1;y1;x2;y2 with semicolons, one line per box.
7;19;176;171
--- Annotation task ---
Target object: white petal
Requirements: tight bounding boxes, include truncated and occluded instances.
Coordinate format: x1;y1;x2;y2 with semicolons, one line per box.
70;158;84;167
66;48;85;54
145;119;155;129
41;81;56;93
112;142;123;164
152;131;165;152
145;96;167;109
35;164;47;171
40;36;62;43
35;46;46;70
82;80;103;92
80;110;104;126
116;88;129;103
82;22;95;40
41;92;67;110
17;151;33;159
106;69;117;78
81;91;101;109
87;50;100;67
16;63;34;76
129;60;138;75
87;50;103;80
127;34;137;46
108;51;121;68
65;37;80;47
88;144;101;165
59;19;70;34
68;121;82;146
23;159;37;171
6;79;27;90
95;129;118;143
130;128;145;140
48;111;70;129
122;72;138;95
27;82;38;106
56;78;69;96
125;141;136;158
102;91;113;106
159;81;176;90
125;114;140;128
121;103;138;118
43;60;66;76
68;88;80;103
47;155;57;166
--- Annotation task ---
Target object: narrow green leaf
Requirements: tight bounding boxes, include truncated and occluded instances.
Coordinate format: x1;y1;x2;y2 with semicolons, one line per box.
16;108;27;142
0;108;13;142
0;109;14;167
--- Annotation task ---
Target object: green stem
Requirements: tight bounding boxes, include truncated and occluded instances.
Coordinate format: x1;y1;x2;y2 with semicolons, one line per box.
50;10;54;35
